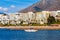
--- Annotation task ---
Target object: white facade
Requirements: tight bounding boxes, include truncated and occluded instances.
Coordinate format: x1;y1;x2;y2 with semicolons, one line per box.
56;10;60;20
0;14;9;24
0;11;59;25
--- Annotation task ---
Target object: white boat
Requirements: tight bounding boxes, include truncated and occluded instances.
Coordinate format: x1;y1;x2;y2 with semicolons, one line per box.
24;29;38;32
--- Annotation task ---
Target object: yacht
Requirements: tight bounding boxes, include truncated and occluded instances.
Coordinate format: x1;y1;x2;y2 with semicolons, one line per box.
24;29;38;32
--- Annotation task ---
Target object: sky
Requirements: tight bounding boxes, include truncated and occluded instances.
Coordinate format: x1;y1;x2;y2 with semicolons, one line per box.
0;0;40;13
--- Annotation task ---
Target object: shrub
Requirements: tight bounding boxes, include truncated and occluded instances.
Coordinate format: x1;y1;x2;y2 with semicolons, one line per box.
47;16;56;25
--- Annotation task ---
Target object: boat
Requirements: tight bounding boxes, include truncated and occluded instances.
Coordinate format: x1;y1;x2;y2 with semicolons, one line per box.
24;29;38;32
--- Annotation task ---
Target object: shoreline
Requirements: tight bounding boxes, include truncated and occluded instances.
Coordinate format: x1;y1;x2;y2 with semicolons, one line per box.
0;25;60;30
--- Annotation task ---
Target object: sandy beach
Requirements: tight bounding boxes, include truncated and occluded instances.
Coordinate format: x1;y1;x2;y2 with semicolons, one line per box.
0;25;60;30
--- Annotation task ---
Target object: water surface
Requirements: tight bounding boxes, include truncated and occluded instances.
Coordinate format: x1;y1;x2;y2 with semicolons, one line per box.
0;29;60;40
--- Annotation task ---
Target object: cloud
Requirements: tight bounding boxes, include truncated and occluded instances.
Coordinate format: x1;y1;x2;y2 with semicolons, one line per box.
0;7;3;10
10;5;15;8
3;8;8;12
0;7;8;12
0;5;16;13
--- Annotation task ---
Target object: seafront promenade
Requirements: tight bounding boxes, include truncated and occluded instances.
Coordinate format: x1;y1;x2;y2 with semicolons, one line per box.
0;25;60;30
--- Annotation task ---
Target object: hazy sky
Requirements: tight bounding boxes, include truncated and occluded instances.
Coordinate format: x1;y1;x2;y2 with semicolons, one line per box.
0;0;40;13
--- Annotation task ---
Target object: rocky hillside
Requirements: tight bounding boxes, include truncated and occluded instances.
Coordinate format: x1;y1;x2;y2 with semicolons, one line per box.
19;0;60;13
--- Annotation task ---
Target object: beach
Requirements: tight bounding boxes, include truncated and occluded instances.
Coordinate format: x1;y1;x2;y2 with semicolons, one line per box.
0;25;60;30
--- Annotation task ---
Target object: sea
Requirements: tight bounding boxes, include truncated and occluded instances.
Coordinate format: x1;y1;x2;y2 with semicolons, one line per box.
0;29;60;40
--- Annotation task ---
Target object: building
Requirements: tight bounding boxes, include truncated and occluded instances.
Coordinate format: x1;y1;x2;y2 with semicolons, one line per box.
0;11;59;25
28;12;35;23
0;14;9;24
56;10;60;21
35;11;50;24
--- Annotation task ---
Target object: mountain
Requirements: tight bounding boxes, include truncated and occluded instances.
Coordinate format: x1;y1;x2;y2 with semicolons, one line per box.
19;0;60;13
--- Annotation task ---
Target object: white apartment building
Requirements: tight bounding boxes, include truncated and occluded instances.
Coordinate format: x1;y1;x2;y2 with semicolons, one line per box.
56;10;60;20
9;13;21;25
36;11;50;24
28;12;35;23
42;11;50;23
36;12;43;24
19;12;35;24
0;14;9;24
0;11;59;25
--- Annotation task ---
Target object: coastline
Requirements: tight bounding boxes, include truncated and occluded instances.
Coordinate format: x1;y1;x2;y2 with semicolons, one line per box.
0;25;60;30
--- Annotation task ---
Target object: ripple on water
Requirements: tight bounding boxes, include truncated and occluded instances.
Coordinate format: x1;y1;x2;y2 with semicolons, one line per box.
0;29;60;40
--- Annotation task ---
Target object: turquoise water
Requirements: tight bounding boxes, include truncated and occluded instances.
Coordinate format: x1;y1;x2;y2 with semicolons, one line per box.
0;29;60;40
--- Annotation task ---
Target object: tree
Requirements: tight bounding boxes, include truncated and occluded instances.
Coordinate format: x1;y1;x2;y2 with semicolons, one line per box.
20;21;23;25
47;15;56;25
